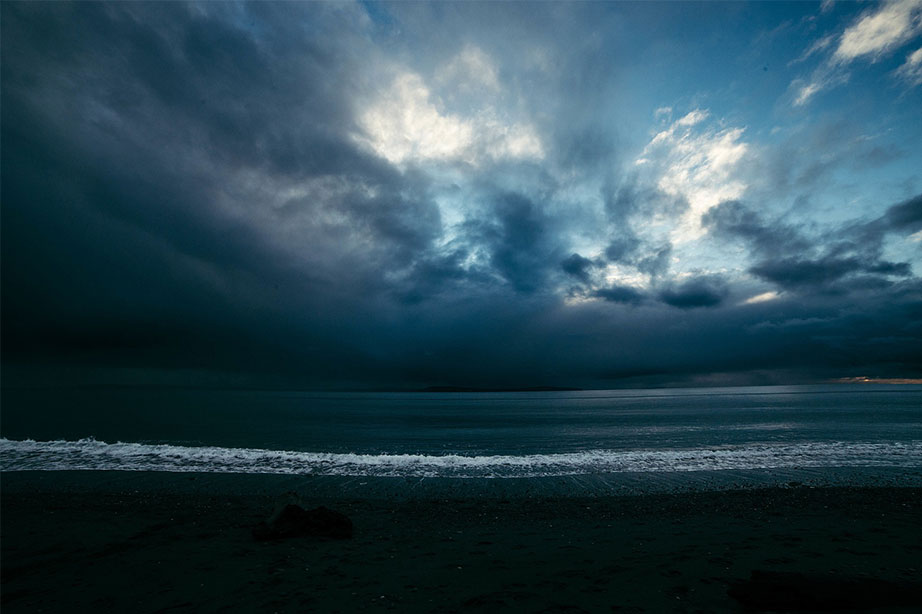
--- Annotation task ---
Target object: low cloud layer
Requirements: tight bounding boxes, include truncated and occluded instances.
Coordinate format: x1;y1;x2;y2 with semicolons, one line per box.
2;2;920;388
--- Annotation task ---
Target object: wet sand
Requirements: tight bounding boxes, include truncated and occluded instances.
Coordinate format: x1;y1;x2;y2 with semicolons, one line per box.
2;472;921;613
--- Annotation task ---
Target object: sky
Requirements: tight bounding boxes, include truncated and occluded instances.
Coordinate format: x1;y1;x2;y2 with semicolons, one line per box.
2;0;921;389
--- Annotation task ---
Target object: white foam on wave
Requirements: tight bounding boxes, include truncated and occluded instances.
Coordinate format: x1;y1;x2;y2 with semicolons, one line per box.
1;437;920;478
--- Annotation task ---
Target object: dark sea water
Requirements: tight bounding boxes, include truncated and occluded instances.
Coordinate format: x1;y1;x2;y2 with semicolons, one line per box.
2;385;921;480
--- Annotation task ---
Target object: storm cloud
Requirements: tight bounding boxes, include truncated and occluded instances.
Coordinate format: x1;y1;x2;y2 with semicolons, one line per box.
657;276;729;309
2;1;921;388
705;196;920;295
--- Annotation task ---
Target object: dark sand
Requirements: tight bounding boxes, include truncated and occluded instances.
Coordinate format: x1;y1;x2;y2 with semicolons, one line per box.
2;472;921;613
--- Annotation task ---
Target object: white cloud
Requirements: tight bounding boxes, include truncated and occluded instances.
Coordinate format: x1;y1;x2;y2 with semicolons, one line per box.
895;46;922;84
644;109;709;150
793;80;824;106
834;0;922;63
789;63;852;107
676;109;708;127
637;110;750;243
357;70;542;166
791;0;922;106
359;73;475;164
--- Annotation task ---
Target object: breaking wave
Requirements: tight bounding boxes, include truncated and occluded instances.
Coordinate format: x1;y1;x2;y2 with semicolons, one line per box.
2;437;921;478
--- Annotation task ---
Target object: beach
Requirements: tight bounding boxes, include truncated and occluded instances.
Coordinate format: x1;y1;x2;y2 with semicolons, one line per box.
3;471;921;613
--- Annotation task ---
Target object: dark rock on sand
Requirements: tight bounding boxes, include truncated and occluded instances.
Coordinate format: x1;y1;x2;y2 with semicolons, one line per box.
728;570;922;611
252;504;353;541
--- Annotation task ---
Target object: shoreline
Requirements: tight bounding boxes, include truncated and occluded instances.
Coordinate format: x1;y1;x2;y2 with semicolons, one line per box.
3;466;922;499
3;472;922;612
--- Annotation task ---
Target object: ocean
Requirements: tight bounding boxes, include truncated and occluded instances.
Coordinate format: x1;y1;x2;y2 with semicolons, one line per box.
2;384;921;482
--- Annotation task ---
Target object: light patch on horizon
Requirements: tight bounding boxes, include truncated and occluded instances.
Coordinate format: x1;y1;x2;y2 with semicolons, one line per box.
836;376;922;384
563;294;595;306
743;291;782;305
357;67;543;166
600;264;649;290
637;109;749;244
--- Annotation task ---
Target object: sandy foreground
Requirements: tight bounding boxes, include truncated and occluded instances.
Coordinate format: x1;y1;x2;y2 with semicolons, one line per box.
2;471;921;613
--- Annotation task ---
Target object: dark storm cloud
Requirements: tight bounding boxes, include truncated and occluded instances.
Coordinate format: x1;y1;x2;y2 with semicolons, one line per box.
2;1;920;389
604;236;642;262
858;194;922;243
604;236;672;279
532;275;921;386
593;285;646;305
702;200;808;256
882;194;922;232
1;1;405;257
485;193;561;294
561;253;596;283
657;276;728;309
4;2;366;180
749;257;864;289
704;197;918;294
866;261;913;276
636;244;673;278
3;0;590;384
1;1;437;371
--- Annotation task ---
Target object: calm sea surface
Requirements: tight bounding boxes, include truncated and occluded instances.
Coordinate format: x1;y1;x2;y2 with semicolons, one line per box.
2;385;920;478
